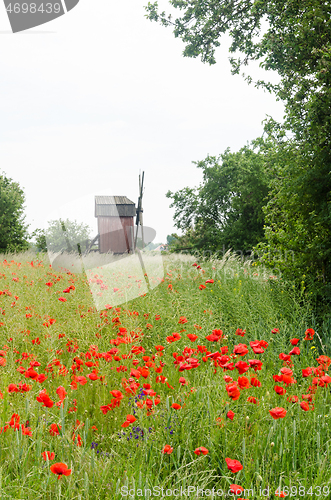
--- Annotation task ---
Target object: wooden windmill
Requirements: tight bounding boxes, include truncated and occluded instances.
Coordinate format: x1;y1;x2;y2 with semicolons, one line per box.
134;171;145;251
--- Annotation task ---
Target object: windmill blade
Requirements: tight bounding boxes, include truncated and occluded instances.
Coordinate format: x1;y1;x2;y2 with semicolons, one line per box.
134;171;145;250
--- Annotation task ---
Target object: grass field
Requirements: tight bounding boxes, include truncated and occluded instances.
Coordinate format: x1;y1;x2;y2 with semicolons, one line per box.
0;250;330;499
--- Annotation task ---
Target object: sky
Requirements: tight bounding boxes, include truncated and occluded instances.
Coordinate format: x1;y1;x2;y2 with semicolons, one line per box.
0;0;285;245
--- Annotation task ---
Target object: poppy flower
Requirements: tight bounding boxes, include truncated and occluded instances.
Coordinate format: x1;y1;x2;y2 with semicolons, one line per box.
235;328;246;337
225;458;243;473
247;396;258;404
304;328;314;340
226;410;235;420
289;347;300;356
58;297;67;302
42;451;55;461
121;414;137;427
274;386;286;395
194;447;209;455
300;401;310;411
178;317;188;324
233;344;249;356
275;492;287;498
235;361;249;375
290;338;300;346
50;462;71;479
199;284;206;290
49;423;61;436
287;395;299;403
162;445;173;454
237;376;250;389
271;328;279;334
250;377;261;387
171;403;181;410
229;484;244;495
226;383;241;401
187;334;198;342
205;279;214;284
269;407;287;419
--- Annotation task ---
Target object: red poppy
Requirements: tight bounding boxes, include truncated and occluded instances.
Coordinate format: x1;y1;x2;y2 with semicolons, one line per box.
316;355;331;370
238;376;250;389
225;458;243;473
235;328;246;337
187;334;198;342
233;344;248;356
302;367;312;377
287;395;298;403
178;317;188;324
205;279;214;284
235;361;250;375
58;297;67;302
275;491;287;498
226;410;235;420
226;383;241;401
250;377;261;387
199;284;206;290
304;328;315;340
274;386;286;395
194;447;209;455
42;451;55;461
50;462;71;479
49;423;61;436
229;484;244;495
290;338;300;346
162;445;173;454
300;401;310;411
269;407;287;419
289;347;300;356
171;403;181;410
121;414;137;427
271;328;279;334
247;396;259;404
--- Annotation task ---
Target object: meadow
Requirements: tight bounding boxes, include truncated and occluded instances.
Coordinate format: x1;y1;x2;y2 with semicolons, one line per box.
0;250;330;500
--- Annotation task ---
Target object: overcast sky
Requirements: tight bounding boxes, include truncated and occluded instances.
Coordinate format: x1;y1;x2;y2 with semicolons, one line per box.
0;0;284;244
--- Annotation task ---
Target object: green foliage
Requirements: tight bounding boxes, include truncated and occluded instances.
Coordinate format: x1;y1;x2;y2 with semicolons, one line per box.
166;139;271;253
0;172;29;252
147;0;331;316
33;219;92;254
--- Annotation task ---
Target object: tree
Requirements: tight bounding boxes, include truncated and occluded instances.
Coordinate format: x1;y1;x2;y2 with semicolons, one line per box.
0;172;29;252
32;219;92;254
166;139;271;254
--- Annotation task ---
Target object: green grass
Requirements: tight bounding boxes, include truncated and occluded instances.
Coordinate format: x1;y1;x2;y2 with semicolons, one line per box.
0;250;329;499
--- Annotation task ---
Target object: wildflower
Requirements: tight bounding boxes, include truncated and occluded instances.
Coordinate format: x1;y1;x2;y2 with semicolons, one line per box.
171;403;181;410
194;447;209;455
187;334;198;342
121;415;137;427
271;328;279;334
178;317;188;324
269;407;287;419
247;396;258;404
199;284;206;290
235;329;246;337
49;423;61;436
226;410;235;420
226;383;240;401
225;458;243;473
58;297;67;302
274;386;286;395
233;344;249;356
42;451;55;461
162;445;173;454
205;279;214;284
304;328;314;341
290;338;300;346
300;401;310;411
235;361;249;375
229;484;244;495
50;462;71;479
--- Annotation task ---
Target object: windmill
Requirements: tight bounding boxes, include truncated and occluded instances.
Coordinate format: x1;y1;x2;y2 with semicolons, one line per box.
134;171;145;251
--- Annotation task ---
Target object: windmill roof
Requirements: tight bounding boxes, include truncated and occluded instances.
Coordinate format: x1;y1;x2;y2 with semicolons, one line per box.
95;196;135;205
95;196;136;217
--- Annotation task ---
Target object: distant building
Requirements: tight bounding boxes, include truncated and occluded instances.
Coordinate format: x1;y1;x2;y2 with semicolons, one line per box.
95;196;136;253
154;244;168;252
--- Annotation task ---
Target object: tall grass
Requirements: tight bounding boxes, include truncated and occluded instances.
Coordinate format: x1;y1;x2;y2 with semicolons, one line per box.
0;251;329;499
